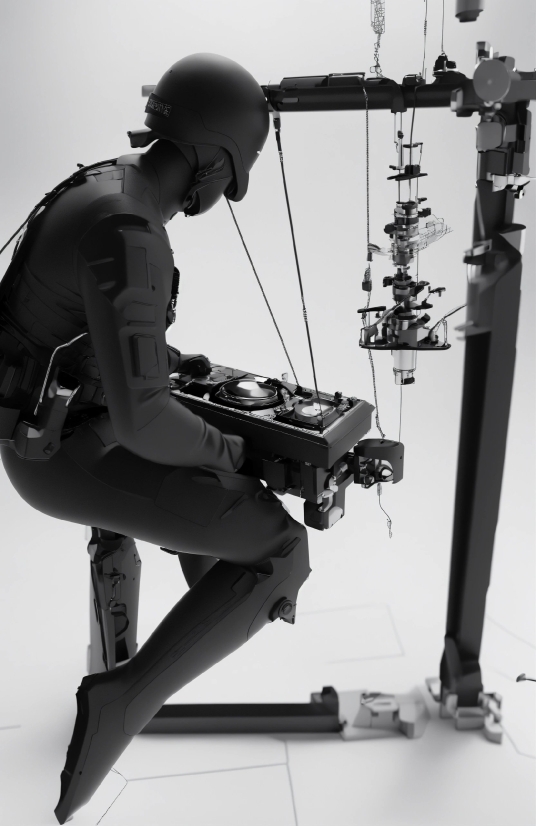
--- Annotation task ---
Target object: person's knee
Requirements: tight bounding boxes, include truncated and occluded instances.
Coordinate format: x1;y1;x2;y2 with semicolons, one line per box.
247;525;311;638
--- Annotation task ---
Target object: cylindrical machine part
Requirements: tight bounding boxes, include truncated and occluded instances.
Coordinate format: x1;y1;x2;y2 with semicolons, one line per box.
393;349;417;385
456;0;484;22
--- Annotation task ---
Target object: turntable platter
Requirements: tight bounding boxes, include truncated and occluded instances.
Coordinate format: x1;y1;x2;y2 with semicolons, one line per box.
298;401;334;418
228;380;276;399
216;379;280;409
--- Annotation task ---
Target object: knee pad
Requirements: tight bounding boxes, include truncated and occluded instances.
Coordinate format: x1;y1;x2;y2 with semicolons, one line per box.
247;526;311;639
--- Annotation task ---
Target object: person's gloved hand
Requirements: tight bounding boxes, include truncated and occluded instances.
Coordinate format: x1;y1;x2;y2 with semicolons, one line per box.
167;346;211;377
180;353;211;376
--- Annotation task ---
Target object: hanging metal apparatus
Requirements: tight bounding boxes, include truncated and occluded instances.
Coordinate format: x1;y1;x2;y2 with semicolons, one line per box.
358;62;466;386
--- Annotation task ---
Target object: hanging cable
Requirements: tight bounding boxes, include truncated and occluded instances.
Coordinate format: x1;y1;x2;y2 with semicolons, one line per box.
398;385;403;442
377;482;393;538
368;350;386;439
273;113;324;428
429;304;466;342
363;87;372;301
0;159;117;260
225;198;300;386
441;0;446;55
422;0;429;80
362;87;386;440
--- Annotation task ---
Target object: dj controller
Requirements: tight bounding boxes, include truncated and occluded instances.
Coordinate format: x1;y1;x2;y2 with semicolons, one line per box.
170;363;402;530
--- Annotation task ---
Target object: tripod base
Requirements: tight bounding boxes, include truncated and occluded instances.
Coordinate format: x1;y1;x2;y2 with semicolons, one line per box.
141;685;430;740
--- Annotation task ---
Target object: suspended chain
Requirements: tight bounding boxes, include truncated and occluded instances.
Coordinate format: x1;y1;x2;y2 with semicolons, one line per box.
422;0;429;80
272;112;325;428
225;197;300;386
370;1;386;78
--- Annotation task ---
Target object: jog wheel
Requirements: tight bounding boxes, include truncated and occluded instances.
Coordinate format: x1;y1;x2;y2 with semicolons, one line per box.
292;398;335;424
215;379;280;410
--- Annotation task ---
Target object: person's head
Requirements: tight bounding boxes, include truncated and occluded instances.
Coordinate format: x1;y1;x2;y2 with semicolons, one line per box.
141;53;270;216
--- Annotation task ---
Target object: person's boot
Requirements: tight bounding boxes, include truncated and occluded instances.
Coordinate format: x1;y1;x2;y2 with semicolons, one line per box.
54;537;310;824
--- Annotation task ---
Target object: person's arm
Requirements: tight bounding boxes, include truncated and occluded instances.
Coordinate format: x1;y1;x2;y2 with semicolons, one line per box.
77;213;244;470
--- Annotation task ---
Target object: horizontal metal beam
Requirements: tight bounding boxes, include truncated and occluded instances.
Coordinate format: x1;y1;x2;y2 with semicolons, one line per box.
263;71;471;113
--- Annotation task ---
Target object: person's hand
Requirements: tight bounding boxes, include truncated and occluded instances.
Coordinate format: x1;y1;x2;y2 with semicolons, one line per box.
167;347;211;377
179;352;212;376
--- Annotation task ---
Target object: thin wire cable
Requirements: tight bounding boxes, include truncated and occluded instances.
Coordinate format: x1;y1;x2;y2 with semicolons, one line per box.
362;86;385;440
225;198;299;385
0;220;30;257
0;159;117;261
274;120;324;427
368;349;385;438
441;0;446;54
377;482;393;538
429;303;467;334
365;90;371;270
407;0;425;193
363;87;372;303
398;384;403;442
422;0;429;80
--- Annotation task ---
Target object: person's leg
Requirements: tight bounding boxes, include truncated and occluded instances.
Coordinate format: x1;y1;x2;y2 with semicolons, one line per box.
176;552;218;587
1;415;297;565
56;533;309;823
1;416;310;823
87;528;142;674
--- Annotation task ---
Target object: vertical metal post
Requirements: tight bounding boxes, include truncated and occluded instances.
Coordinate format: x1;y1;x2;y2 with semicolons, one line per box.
439;98;531;709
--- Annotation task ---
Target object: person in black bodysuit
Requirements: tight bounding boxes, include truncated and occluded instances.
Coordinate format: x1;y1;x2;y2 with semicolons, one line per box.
0;54;310;824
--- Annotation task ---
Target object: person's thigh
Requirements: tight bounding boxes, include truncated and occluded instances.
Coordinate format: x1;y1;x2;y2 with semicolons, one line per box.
1;415;304;566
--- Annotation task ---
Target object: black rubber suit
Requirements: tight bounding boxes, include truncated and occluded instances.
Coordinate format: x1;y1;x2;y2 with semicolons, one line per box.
0;55;310;824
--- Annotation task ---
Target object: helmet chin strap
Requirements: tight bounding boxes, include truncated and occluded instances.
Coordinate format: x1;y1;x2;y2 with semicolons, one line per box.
181;145;235;216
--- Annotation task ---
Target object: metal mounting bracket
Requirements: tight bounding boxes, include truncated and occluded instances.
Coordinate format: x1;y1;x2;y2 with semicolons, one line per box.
426;677;503;743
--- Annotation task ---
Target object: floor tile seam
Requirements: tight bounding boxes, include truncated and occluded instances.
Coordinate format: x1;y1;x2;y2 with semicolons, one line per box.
486;615;536;650
284;739;299;826
483;663;535;683
386;603;405;656
124;761;288;782
97;769;128;824
503;726;536;761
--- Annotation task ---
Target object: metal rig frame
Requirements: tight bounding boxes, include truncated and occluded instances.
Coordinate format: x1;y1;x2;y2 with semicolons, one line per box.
139;46;535;739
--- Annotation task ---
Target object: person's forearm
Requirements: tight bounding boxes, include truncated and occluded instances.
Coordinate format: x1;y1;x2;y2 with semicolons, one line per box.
115;394;244;471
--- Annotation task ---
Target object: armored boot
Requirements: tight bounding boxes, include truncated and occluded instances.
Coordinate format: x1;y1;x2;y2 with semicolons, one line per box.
54;535;310;824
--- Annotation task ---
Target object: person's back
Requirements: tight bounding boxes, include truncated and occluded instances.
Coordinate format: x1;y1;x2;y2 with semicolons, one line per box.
0;153;165;418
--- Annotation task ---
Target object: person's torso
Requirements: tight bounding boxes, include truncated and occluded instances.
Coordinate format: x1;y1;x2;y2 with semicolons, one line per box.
0;155;172;419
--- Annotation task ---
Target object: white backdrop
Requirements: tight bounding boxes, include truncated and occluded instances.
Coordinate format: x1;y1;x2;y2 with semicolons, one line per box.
0;2;534;823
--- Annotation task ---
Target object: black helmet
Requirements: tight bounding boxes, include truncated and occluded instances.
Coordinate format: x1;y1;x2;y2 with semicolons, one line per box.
144;53;269;203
